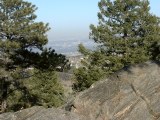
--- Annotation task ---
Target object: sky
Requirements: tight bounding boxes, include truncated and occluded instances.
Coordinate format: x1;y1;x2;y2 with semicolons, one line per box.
26;0;160;53
26;0;99;42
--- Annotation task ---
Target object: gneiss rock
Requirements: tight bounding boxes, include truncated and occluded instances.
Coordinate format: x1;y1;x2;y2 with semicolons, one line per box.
0;106;84;120
1;61;160;120
70;61;160;120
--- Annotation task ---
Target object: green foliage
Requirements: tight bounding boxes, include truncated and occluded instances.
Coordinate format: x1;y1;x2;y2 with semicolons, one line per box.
150;42;160;61
0;0;68;112
78;44;91;56
0;0;68;71
74;0;160;91
7;70;65;111
10;48;69;71
6;70;65;112
26;70;64;108
73;66;105;92
0;0;49;51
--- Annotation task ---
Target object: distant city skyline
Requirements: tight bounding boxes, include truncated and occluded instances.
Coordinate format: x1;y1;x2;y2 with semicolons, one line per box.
26;0;160;42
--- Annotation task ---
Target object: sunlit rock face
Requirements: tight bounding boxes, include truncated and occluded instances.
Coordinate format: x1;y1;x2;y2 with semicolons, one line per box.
1;61;160;120
70;61;160;120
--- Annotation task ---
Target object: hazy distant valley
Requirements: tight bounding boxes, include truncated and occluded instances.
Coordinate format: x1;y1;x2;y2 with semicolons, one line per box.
47;39;97;56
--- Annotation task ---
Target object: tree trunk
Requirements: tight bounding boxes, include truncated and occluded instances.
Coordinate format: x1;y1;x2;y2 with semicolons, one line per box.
0;100;7;113
0;78;8;113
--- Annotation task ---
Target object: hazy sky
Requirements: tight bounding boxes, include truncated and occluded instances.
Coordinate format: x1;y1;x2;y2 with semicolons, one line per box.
26;0;160;44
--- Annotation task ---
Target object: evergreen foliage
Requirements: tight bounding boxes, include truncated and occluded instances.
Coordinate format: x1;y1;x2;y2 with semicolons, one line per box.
74;0;160;91
7;70;64;112
26;70;65;108
0;0;68;112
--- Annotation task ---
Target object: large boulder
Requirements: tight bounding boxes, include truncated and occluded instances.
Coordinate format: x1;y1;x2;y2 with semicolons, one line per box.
1;61;160;120
70;61;160;120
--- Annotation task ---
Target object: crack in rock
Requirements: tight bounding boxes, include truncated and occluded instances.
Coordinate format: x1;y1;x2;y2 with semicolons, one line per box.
113;99;140;120
130;83;160;119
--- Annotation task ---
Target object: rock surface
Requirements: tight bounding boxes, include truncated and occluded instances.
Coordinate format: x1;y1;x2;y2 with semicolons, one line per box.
1;61;160;120
0;106;84;120
71;61;160;120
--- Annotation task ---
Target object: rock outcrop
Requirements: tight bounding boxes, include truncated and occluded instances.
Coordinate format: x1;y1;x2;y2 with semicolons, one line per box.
0;106;84;120
70;61;160;120
1;61;160;120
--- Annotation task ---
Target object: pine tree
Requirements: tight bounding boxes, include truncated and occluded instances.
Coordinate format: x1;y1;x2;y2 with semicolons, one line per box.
0;0;48;55
0;0;68;112
7;70;65;111
74;0;160;91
